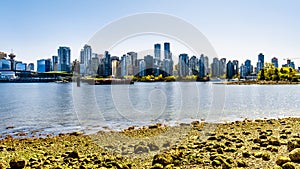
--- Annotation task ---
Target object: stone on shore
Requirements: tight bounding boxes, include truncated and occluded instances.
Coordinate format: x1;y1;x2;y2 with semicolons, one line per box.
289;148;300;162
276;156;291;166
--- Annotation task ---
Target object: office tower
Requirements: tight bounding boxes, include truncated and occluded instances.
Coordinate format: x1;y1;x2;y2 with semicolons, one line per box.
219;58;226;77
138;59;146;77
164;42;171;60
102;51;111;77
154;43;161;61
111;56;120;77
271;57;278;68
120;54;127;77
91;57;99;75
240;64;247;78
232;60;239;76
226;60;234;79
189;56;198;75
52;56;58;71
37;59;51;73
204;55;209;75
80;44;92;74
28;63;34;71
163;59;173;76
144;55;154;76
58;47;71;72
178;53;189;77
245;59;251;75
198;55;205;77
256;53;264;73
211;57;220;77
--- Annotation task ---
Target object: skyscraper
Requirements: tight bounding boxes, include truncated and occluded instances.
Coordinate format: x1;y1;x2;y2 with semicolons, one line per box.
226;61;234;79
111;56;120;77
120;54;127;77
256;53;264;73
58;47;71;72
144;55;154;76
154;44;161;61
52;56;58;71
211;57;220;77
245;59;251;75
164;42;171;60
219;58;226;76
28;63;34;71
138;59;146;77
232;60;239;76
189;56;198;75
271;57;278;68
198;55;205;77
178;53;189;77
81;45;92;74
103;51;111;77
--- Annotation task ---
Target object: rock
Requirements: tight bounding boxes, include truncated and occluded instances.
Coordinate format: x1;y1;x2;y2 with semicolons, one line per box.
68;151;80;158
268;137;281;146
134;145;150;154
237;159;247;167
282;162;296;169
262;152;271;161
289;148;300;162
0;162;6;169
148;143;159;151
5;126;14;129
276;156;291;166
221;161;232;169
226;157;234;164
152;153;173;166
9;158;26;169
164;164;174;169
252;145;260;150
211;160;222;167
254;152;263;158
242;151;251;158
287;139;300;151
151;163;163;169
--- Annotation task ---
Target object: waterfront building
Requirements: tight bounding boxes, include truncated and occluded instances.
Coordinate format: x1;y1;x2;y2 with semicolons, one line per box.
219;58;226;77
138;59;146;77
52;56;58;71
211;57;220;77
240;64;247;78
27;63;34;71
226;60;234;79
256;53;264;73
80;45;92;74
189;56;198;75
126;52;138;76
282;59;295;69
204;55;209;75
198;55;205;77
0;58;11;70
163;59;173;76
103;51;112;77
178;53;189;77
271;57;278;68
164;42;171;60
91;57;99;75
8;53;16;71
245;59;251;76
37;59;51;73
144;55;154;76
233;60;239;76
57;47;71;72
15;62;27;71
120;54;127;77
111;56;120;77
154;43;161;62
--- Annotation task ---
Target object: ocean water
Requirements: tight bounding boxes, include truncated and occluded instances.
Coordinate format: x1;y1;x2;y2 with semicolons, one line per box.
0;82;299;137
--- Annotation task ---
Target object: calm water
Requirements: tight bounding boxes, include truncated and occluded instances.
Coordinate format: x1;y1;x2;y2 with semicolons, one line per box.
1;82;300;137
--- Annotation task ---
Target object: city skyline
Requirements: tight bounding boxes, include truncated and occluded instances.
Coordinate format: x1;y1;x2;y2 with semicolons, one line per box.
1;0;300;66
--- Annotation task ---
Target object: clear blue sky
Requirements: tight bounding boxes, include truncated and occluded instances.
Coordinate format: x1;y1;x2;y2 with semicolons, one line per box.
1;0;300;67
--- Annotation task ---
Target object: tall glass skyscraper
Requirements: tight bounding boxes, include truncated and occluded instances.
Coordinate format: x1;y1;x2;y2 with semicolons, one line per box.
164;42;171;60
154;43;161;61
58;47;71;72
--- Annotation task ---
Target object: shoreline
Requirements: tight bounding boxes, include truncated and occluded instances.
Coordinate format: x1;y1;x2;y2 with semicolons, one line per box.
216;80;300;85
1;117;300;168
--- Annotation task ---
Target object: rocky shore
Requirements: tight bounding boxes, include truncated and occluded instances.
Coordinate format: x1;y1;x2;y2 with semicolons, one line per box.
219;80;300;85
1;118;300;168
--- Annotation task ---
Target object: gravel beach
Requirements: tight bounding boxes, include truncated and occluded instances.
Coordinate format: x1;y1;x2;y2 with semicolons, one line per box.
1;118;300;169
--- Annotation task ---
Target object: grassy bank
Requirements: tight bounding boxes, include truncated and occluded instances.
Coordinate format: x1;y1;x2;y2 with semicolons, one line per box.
1;118;300;168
